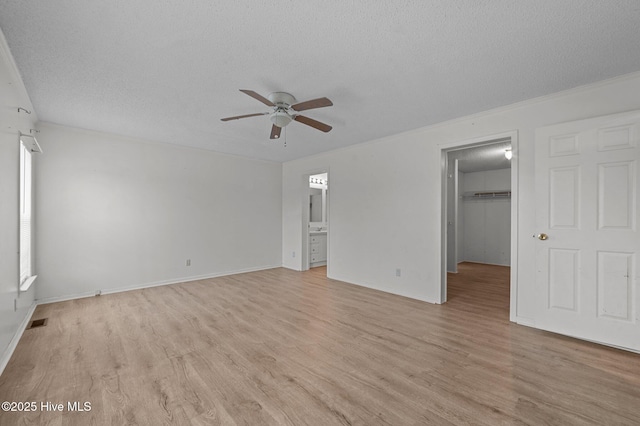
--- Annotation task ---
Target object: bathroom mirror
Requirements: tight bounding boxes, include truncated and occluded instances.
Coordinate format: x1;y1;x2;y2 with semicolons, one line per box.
310;193;323;222
309;173;328;225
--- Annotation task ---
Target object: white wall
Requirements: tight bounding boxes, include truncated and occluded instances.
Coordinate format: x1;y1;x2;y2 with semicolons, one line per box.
283;142;438;302
0;33;38;370
460;168;511;266
34;123;282;301
282;71;640;322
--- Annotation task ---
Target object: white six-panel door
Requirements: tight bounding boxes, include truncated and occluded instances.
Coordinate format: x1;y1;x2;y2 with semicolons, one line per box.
535;110;640;352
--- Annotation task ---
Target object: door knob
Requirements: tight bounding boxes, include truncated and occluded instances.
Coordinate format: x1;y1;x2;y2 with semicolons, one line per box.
534;233;549;240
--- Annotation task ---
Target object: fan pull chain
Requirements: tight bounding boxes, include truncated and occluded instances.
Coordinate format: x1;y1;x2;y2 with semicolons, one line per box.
284;125;287;147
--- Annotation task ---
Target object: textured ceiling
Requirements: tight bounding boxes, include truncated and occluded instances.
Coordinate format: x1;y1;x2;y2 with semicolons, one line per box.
1;1;639;162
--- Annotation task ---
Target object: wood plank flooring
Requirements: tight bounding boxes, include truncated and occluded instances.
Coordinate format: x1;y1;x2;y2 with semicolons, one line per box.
1;263;639;425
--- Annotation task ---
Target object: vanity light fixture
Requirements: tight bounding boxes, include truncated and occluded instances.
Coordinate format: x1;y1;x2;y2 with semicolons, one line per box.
309;177;328;185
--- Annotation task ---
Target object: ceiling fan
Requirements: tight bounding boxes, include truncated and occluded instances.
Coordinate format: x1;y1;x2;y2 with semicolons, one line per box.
221;90;333;139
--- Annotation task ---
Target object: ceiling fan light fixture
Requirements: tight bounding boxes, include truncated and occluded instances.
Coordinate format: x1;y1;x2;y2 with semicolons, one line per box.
270;110;293;128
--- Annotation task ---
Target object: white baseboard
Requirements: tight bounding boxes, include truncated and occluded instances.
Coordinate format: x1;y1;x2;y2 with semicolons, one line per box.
0;301;37;376
460;260;511;267
36;265;281;305
326;273;436;304
282;264;303;272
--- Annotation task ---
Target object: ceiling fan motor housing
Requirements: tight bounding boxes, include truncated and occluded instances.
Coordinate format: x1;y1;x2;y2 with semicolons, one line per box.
268;92;296;107
268;92;296;128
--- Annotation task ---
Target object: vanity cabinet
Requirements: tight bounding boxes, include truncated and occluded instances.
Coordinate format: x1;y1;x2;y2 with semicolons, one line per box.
309;233;327;266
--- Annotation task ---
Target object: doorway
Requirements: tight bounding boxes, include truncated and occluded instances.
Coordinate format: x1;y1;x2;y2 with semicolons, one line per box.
302;171;329;273
440;132;519;321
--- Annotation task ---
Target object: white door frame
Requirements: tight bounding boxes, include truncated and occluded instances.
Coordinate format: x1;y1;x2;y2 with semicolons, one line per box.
439;130;519;321
301;168;330;273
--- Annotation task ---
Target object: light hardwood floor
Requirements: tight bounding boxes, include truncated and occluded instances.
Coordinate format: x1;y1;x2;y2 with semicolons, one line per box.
1;263;639;425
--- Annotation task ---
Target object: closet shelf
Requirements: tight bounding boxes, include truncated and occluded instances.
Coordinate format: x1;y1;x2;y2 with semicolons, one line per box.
462;190;511;200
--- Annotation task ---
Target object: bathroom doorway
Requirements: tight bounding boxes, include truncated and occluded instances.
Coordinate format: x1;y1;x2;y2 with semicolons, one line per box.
302;171;329;272
308;172;328;269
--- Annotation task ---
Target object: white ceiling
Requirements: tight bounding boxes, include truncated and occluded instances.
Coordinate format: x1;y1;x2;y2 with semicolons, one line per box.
1;1;639;162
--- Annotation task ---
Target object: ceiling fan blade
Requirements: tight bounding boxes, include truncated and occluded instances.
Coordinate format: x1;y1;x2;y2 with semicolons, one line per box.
239;89;275;107
291;97;333;112
294;115;332;133
220;112;268;121
270;125;282;139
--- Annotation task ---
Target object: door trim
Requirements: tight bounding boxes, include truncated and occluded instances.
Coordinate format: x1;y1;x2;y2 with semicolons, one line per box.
439;130;520;322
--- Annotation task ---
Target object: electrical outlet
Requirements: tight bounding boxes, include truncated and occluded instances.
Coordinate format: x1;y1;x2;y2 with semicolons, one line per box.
292;251;296;258
186;259;191;266
396;268;401;277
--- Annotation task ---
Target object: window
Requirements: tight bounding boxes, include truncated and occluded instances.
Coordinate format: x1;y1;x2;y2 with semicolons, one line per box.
19;135;41;291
